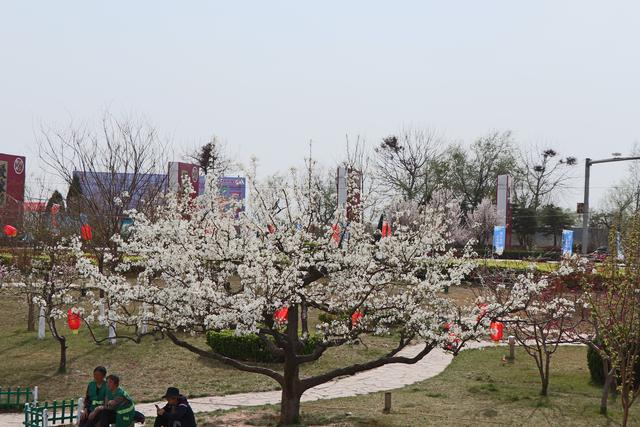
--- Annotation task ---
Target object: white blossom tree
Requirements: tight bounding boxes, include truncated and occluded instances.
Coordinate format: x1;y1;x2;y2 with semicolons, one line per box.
11;244;82;373
75;171;543;425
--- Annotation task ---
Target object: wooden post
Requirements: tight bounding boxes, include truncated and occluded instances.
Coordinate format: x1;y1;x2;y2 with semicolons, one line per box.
383;392;392;413
508;335;516;361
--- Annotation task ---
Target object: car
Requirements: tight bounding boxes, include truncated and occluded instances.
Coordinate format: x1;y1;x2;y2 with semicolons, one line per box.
588;246;609;262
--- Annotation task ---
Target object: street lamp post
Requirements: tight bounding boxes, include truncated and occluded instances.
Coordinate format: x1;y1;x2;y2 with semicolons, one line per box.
581;156;640;254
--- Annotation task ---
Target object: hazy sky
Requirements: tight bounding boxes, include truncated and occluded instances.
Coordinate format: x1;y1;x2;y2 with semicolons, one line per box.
1;1;639;208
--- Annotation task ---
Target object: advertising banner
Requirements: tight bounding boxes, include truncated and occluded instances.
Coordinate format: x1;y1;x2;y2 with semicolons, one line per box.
493;225;506;256
561;229;574;256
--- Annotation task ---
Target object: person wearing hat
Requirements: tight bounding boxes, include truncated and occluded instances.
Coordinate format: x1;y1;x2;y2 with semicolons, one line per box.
154;387;196;427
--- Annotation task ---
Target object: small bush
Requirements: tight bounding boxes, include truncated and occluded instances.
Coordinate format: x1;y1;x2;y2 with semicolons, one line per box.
587;343;640;386
318;313;341;324
587;345;606;385
206;330;321;363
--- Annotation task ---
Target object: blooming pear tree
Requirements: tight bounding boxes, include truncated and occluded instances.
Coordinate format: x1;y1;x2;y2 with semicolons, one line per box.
76;172;539;425
478;260;586;396
10;243;82;373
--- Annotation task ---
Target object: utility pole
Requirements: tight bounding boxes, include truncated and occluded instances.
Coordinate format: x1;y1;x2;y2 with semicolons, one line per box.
581;156;640;254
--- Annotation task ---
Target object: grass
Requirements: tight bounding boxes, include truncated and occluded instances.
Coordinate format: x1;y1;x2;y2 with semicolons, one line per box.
479;258;559;272
0;293;396;405
197;346;640;426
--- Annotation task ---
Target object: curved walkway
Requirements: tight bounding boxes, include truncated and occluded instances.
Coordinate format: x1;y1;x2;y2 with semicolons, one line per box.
0;341;494;426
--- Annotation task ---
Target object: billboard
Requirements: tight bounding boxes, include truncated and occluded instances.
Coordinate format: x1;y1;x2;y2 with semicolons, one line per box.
73;171;167;210
0;153;26;227
168;162;200;195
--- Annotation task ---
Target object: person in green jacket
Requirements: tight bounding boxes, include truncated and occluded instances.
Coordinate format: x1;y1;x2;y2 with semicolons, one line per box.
96;374;136;427
79;366;108;427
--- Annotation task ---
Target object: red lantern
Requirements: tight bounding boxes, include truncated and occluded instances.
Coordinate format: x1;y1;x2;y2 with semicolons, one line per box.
351;310;363;327
80;224;93;241
332;224;341;245
3;225;17;237
51;203;60;228
381;221;391;238
267;224;275;234
67;308;81;334
274;307;288;323
489;321;504;342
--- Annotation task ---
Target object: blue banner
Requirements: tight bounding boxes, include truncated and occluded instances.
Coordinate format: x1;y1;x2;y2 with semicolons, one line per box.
561;229;574;256
493;226;506;255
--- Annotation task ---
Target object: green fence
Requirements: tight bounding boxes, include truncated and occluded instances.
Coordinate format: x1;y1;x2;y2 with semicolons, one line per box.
23;398;82;427
0;386;36;410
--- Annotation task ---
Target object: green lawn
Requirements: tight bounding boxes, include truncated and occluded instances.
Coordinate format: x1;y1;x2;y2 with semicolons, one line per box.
197;346;640;426
0;293;396;404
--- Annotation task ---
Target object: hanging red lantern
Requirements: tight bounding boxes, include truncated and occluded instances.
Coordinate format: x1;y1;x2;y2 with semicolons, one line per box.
51;204;60;228
267;224;275;234
3;225;17;237
80;224;93;241
489;321;504;342
351;310;363;327
67;308;81;334
274;307;288;323
332;224;341;245
381;221;391;238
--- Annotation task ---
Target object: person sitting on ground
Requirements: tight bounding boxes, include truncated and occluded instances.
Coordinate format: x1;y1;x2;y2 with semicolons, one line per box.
95;374;136;427
154;387;196;427
79;366;108;427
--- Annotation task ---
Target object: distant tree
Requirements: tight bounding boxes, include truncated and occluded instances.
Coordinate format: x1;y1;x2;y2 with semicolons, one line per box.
513;147;577;210
468;198;496;247
187;136;233;177
580;223;640;426
45;190;65;213
446;131;517;213
538;204;575;248
38;111;168;277
512;204;538;249
374;128;447;206
65;174;83;215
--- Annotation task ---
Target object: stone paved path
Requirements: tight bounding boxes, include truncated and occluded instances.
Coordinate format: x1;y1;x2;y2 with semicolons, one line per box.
0;341;494;426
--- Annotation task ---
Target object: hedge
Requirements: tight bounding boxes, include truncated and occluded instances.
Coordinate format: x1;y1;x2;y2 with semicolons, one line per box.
206;330;321;363
587;344;640;386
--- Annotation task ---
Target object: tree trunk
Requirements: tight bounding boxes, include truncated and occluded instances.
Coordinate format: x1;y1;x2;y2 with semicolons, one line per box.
26;295;35;332
622;403;630;427
280;304;303;425
57;335;67;374
600;362;615;415
280;382;302;426
48;315;67;374
540;354;551;396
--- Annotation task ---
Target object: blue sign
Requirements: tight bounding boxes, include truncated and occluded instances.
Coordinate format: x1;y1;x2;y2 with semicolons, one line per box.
493;226;506;255
561;229;574;256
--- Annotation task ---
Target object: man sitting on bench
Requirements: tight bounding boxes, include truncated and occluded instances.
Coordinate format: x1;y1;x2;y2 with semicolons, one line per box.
154;387;196;427
79;366;108;427
96;374;136;427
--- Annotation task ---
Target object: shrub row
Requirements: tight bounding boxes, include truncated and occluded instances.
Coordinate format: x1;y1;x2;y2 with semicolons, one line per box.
206;330;321;363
